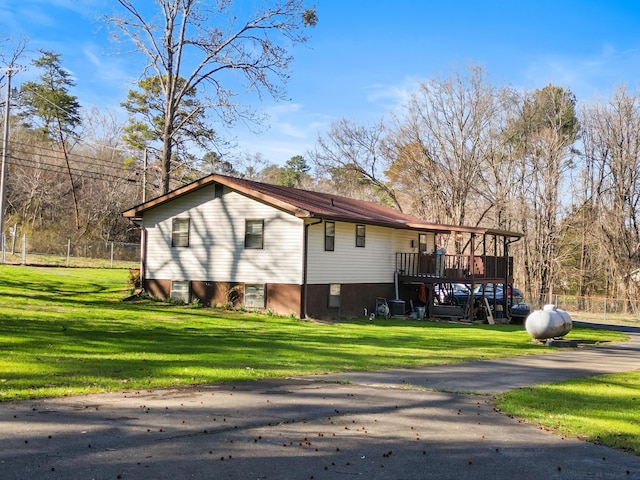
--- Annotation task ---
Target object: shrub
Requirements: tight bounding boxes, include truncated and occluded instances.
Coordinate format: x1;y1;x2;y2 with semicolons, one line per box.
128;268;142;289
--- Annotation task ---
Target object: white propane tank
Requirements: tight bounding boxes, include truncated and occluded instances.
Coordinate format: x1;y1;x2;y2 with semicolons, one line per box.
525;304;573;340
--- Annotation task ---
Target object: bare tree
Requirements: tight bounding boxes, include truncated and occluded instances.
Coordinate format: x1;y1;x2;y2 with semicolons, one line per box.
0;36;27;90
385;65;505;247
7;129;72;231
7;116;142;248
310;118;402;209
78;108;141;241
579;86;640;309
107;0;317;194
236;152;270;180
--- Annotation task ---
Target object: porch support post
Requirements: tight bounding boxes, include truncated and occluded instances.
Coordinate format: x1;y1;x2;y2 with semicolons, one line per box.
469;234;475;282
503;235;510;319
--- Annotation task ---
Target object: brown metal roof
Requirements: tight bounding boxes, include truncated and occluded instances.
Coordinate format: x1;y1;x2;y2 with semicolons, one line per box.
122;174;522;238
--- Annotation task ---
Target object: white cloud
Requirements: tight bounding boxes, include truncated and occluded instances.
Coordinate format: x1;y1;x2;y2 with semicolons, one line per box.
230;100;333;162
362;77;420;120
278;122;308;139
261;101;330;140
366;79;416;105
265;103;304;117
521;45;640;100
83;47;103;68
82;45;132;84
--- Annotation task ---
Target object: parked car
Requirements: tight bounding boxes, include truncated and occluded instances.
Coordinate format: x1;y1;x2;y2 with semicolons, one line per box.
509;302;530;324
434;283;473;305
434;283;527;322
473;284;524;306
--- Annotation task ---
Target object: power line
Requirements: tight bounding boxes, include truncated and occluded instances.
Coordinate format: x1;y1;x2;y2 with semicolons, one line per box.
9;156;138;183
9;138;140;168
9;153;137;182
8;140;137;176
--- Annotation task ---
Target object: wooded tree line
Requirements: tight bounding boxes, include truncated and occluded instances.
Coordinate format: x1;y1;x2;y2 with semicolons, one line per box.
0;2;638;309
311;66;640;309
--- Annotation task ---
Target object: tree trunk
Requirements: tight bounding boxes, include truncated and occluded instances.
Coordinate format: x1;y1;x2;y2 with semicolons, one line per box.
55;117;80;230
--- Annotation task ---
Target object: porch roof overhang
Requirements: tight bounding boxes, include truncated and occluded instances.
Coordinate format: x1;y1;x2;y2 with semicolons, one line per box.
404;221;523;239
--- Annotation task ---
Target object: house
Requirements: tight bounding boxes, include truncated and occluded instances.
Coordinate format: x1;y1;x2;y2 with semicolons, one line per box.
122;174;522;320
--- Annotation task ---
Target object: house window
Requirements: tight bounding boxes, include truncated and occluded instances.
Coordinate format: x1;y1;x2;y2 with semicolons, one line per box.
328;283;341;308
245;220;264;249
419;234;428;253
172;218;190;247
244;284;266;308
170;280;190;303
355;224;366;247
325;221;335;251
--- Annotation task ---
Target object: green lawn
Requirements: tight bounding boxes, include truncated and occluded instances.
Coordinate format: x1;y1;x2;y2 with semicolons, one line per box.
0;265;625;402
496;371;640;454
2;266;637;455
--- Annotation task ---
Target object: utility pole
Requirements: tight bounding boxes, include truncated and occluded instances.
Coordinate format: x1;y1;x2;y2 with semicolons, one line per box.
142;148;148;203
0;68;14;247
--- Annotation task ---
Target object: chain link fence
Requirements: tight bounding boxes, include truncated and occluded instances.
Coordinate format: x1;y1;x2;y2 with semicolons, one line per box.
1;233;140;269
551;294;640;323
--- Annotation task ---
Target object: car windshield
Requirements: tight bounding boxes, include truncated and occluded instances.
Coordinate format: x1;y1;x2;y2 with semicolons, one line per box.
474;284;496;294
473;284;521;296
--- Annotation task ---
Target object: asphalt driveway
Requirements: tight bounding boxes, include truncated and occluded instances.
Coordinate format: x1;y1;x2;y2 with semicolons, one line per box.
1;321;639;479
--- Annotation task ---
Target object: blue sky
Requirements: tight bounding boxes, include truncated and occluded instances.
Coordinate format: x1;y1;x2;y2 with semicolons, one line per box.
2;0;640;164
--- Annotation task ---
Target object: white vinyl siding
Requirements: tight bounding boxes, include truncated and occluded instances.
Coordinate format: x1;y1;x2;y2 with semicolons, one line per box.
306;222;392;284
144;185;304;284
306;222;437;284
393;230;435;254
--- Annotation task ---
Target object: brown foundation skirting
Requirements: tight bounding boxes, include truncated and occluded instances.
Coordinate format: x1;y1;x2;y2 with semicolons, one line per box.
305;283;395;320
144;279;395;320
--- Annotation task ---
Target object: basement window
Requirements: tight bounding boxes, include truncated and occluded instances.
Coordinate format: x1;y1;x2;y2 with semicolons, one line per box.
170;280;190;303
244;284;266;309
328;283;341;308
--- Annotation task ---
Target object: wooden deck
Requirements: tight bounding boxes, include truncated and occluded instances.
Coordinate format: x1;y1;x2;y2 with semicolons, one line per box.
396;253;513;284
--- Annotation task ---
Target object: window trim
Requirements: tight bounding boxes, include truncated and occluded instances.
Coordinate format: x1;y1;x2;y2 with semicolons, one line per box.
171;218;190;247
244;219;264;249
355;224;366;248
325;221;335;251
